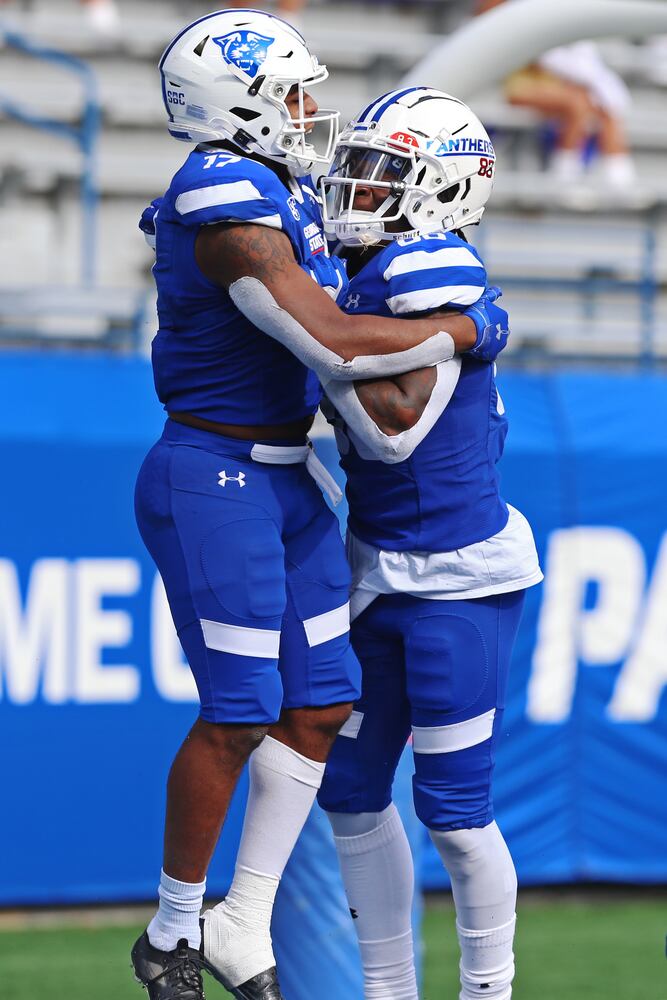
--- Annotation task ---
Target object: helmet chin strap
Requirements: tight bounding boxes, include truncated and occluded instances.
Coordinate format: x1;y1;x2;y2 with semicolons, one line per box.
357;230;385;247
352;189;402;244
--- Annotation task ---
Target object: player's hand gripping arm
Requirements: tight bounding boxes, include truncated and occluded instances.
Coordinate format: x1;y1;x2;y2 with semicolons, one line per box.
195;222;478;380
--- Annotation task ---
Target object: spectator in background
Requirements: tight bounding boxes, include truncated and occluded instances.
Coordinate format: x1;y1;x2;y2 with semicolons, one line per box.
229;0;307;32
81;0;119;33
0;0;119;33
476;0;636;189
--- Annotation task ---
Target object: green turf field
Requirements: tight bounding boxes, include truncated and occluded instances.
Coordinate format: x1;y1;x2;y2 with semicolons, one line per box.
422;898;666;1000
0;898;665;999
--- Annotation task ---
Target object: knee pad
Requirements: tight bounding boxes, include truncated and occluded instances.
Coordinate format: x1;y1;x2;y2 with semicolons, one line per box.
412;731;497;830
317;734;396;815
429;822;517;930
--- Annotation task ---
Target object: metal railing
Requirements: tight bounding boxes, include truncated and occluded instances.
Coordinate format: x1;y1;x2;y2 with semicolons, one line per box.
477;200;666;365
0;24;100;285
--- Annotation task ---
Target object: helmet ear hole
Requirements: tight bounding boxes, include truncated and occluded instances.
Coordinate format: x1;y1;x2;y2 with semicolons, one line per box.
437;183;460;205
230;107;262;122
193;35;209;57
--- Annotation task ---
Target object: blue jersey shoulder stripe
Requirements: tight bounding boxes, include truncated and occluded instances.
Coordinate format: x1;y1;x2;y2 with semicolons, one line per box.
386;265;486;299
382;241;485;273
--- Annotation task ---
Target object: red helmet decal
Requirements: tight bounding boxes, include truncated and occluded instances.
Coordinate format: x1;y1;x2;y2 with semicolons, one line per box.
389;131;419;149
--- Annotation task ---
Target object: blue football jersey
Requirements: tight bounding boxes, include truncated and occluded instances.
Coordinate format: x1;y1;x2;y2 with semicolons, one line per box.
148;148;347;425
338;233;509;552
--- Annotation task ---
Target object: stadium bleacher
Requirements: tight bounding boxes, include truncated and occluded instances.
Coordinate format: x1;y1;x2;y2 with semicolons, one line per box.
1;0;666;354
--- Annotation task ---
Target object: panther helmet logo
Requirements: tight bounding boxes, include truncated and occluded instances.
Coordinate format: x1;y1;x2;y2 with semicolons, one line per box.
213;31;275;79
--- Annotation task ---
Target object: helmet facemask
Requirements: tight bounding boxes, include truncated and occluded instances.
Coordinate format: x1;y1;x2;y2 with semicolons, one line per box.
322;141;419;246
321;102;495;245
251;69;339;173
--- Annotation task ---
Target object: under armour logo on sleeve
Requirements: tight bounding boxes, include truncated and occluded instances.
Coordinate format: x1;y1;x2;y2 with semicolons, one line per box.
218;470;246;488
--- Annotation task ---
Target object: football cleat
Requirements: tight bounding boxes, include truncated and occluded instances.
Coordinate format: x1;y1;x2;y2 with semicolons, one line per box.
204;964;284;1000
131;931;206;1000
199;918;285;1000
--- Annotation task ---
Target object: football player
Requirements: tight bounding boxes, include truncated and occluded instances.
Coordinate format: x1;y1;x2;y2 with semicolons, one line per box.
317;89;543;1000
131;14;501;1000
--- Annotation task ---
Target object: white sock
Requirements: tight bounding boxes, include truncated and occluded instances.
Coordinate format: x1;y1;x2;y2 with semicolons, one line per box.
147;869;205;952
456;918;516;1000
328;804;418;1000
599;153;636;189
203;736;325;987
549;148;585;181
429;822;517;1000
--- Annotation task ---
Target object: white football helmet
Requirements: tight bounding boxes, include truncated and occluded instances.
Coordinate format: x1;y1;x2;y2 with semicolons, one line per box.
321;87;496;246
159;9;339;174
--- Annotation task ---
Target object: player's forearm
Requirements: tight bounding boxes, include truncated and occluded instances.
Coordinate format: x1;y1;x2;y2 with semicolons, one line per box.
325;358;461;464
197;222;474;367
354;368;437;434
321;311;476;362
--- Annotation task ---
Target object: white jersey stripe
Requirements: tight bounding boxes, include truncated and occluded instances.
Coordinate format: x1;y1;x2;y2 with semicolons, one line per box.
224;213;283;229
175;180;266;215
386;285;483;314
412;708;496;754
383;247;484;280
200;618;280;659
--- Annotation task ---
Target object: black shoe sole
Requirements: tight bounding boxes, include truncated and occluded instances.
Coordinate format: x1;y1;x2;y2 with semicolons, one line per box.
200;957;283;999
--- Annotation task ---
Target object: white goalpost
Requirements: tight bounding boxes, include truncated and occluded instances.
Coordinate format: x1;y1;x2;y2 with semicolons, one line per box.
401;0;667;97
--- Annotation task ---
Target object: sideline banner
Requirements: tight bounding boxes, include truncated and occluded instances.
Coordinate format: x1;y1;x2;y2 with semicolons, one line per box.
1;354;666;905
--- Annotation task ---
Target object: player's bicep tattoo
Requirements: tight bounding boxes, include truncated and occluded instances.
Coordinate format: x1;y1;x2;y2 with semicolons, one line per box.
196;222;296;288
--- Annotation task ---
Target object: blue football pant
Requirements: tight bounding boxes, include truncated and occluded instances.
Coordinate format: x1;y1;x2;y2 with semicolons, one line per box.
318;590;525;830
135;420;361;724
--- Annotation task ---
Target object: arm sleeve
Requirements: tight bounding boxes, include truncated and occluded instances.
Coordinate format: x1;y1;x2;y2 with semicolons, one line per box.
324;357;462;463
318;239;478;459
228;276;456;382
